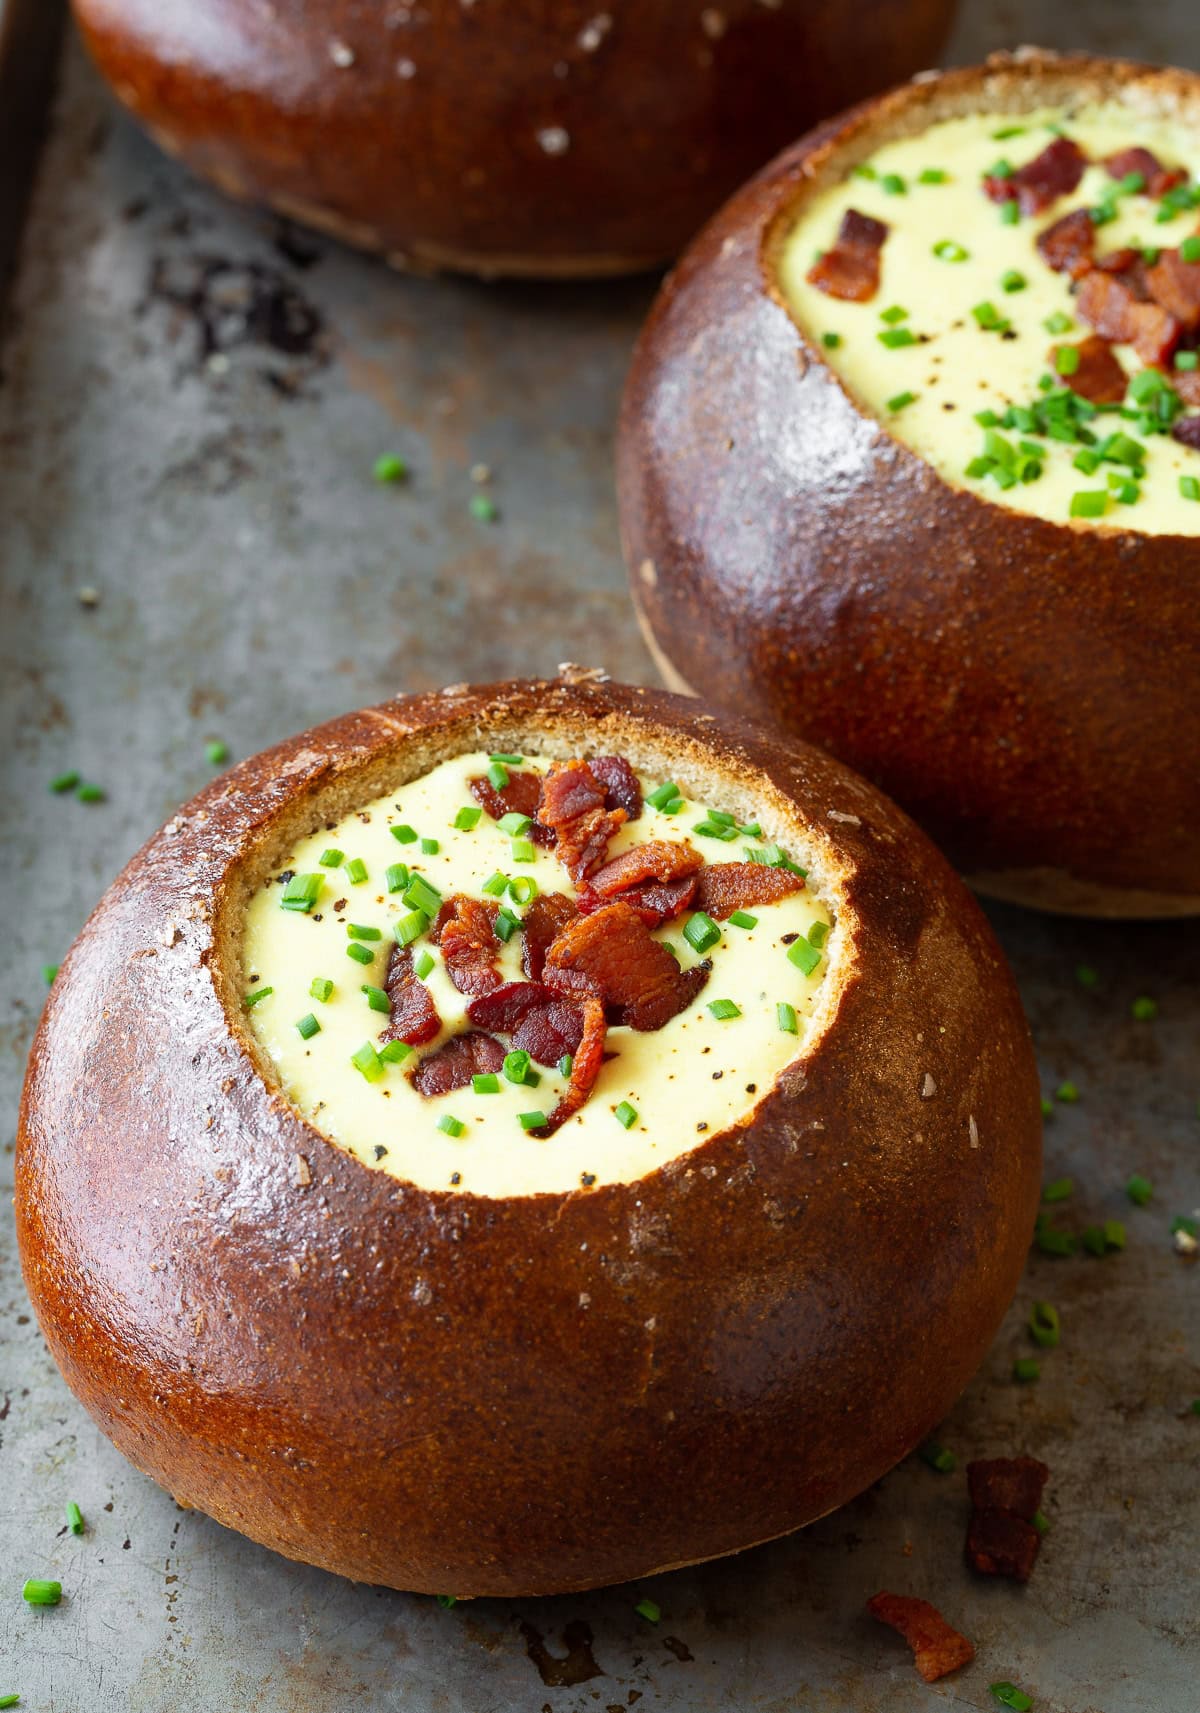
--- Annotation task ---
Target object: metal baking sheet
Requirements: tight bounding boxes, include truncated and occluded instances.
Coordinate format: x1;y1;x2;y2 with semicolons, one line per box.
1;5;1197;1709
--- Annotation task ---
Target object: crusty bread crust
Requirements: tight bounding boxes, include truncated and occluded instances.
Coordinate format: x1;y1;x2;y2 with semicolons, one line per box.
16;674;1041;1595
618;53;1200;914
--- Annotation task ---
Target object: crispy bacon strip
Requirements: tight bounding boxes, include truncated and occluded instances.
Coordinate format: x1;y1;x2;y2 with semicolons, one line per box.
965;1510;1042;1583
1075;269;1181;366
1145;247;1200;333
521;891;577;981
983;136;1086;214
433;894;502;996
544;901;709;1031
530;996;607;1137
588;755;643;820
1105;146;1186;198
576;874;697;927
537;759;627;885
967;1456;1049;1519
409;1031;504;1096
585;839;703;897
1035;206;1095;279
469;768;554;845
806;208;889;303
867;1593;975;1683
1096;246;1143;277
1051;334;1128;405
693;861;804;919
381;943;441;1047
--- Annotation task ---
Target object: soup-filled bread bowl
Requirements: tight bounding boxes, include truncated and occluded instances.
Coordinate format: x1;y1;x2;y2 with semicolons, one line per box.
71;0;958;278
17;674;1040;1596
618;52;1200;916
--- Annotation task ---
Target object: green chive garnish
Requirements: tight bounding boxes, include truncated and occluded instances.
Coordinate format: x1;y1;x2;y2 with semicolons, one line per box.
348;923;382;941
362;984;391;1013
878;327;917;349
1002;270;1028;293
807;920;830;948
344;857;368;884
1175;350;1199;371
918;167;948;184
1034;1218;1077;1257
557;1054;573;1078
972;301;1010;332
65;1502;84;1535
880;304;908;325
887;390;917;412
777;1002;798;1034
414;949;434;980
821;331;842;349
0;1693;20;1707
295;1013;320;1039
352;1041;385;1082
393;910;428;947
646;780;682;810
518;1111;545;1131
472;1073;499;1094
503;1049;536;1087
1181;475;1200;501
21;1580;61;1606
508;875;539;906
880;172;906;196
1042;1177;1073;1203
205;739;229;766
1013;1357;1040;1382
453;806;482;831
76;783;105;803
729;910;757;929
420;837;439;855
309;976;333;1002
385;862;409;893
379;1039;410;1063
391;823;419;844
1032;1508;1049;1534
1044;310;1073;334
1070;490;1107;518
1055;1081;1080;1103
487;760;510;791
243;985;273;1008
469;493;499;523
1030;1301;1060;1347
614;1101;638;1130
1131;995;1158;1021
1055;345;1081;376
346;942;375;965
497;811;532;836
494;907;521;942
482;870;509;897
932;239;968;261
280;872;323;912
438;1114;465;1138
435;1593;458;1609
373;451;408;483
319;847;344;867
403;874;442;917
787;936;821;976
634;1597;661;1623
708;999;741;1021
42;964;59;986
919;1441;956;1474
510;837;536;864
989;1684;1033;1711
1126;1173;1153;1206
1000;201;1020;224
1181;236;1200;263
683;913;720;955
49;770;80;793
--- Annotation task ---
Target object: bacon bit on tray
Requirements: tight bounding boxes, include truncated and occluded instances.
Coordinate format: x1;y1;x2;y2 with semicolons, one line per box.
530;996;607;1136
544;901;710;1030
1105;146;1187;197
585;839;704;897
577;874;698;926
693;862;804;919
588;755;644;820
434;894;502;996
965;1456;1050;1584
1050;334;1128;404
1035;207;1095;279
469;768;554;844
1075;269;1181;366
867;1593;975;1683
466;980;586;1066
983;136;1086;214
1145;247;1200;332
409;1031;505;1096
538;759;627;884
806;208;889;302
521;891;578;980
382;943;441;1046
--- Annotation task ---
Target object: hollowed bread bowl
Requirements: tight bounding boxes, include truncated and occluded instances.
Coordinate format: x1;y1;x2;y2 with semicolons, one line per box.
71;0;958;278
17;674;1040;1596
618;52;1200;914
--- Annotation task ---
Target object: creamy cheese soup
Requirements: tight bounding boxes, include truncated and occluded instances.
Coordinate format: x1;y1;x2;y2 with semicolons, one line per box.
241;752;835;1197
778;107;1200;532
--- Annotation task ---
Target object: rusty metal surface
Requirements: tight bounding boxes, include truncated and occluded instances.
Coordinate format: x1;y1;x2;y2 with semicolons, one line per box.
1;6;1197;1709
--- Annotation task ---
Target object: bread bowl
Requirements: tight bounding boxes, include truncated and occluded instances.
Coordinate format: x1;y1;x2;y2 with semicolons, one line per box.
71;0;958;279
16;672;1040;1596
618;52;1200;915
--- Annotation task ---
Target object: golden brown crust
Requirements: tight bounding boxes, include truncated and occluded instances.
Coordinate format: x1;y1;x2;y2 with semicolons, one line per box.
16;675;1041;1595
617;52;1200;914
71;0;957;278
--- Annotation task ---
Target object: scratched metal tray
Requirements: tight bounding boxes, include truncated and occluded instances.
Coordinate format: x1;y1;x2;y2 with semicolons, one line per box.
1;6;1197;1710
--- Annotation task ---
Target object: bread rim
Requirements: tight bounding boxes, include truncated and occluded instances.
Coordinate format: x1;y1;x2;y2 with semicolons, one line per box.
617;51;1200;917
16;673;1042;1595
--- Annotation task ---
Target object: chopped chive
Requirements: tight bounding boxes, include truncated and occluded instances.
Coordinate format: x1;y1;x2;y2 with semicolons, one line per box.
65;1501;84;1535
280;872;323;911
708;999;741;1021
777;1002;798;1034
738;821;762;838
373;451;408;483
469;493;499;523
508;875;539;906
41;964;58;985
1070;490;1107;518
0;1695;19;1707
1043;310;1073;334
390;823;418;845
880;304;908;325
1126;1173;1153;1206
1082;1222;1107;1257
22;1580;61;1606
411;949;433;980
49;770;80;793
403;874;442;917
729;910;757;929
472;1073;500;1094
1103;1218;1126;1250
919;1440;956;1474
989;1683;1033;1711
362;983;391;1013
346;942;375;966
821;331;842;349
380;1039;410;1063
1181;236;1200;263
1042;1177;1073;1203
646;780;682;810
1032;1508;1050;1534
1000;200;1020;225
919;167;948;183
453;805;482;831
309;976;333;1002
496;811;532;837
518;1111;546;1131
557;1054;573;1078
1040;1097;1053;1119
351;1041;384;1082
1131;995;1158;1021
494;907;521;943
319;847;344;868
1030;1301;1060;1348
205;739;229;766
489;752;524;765
1001;269;1027;292
614;1101;639;1130
438;1114;466;1138
1175;350;1199;371
852;163;876;180
693;819;739;841
385;862;409;893
972;301;1010;332
1013;1357;1040;1383
787;936;821;977
487;760;510;791
807;920;829;949
1055;1080;1080;1103
1181;475;1200;501
634;1597;661;1623
1055;345;1081;376
347;923;382;941
1075;964;1100;988
510;837;536;864
992;124;1026;140
1073;448;1102;475
344;857;368;885
295;1012;320;1040
880;172;906;196
435;1593;458;1609
419;837;439;856
887;390;917;412
76;782;105;803
706;808;736;827
482;870;509;897
1034;1218;1077;1258
683;912;720;954
393;909;429;947
243;985;274;1008
503;1049;536;1087
878;327;917;349
933;238;968;261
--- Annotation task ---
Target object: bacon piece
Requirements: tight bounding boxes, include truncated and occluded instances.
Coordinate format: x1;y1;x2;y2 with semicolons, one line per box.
1105;146;1187;198
1036;206;1095;278
469;768;553;845
983;136;1086;214
965;1510;1042;1583
693;861;804;919
1171;412;1200;446
409;1030;505;1097
1075;269;1181;366
544;901;709;1030
806;207;889;303
1096;246;1141;276
965;1456;1049;1584
1145;247;1200;333
967;1456;1049;1520
577;874;698;927
537;759;627;885
588;755;643;821
531;996;607;1137
867;1594;975;1683
434;894;502;997
381;943;441;1047
465;980;586;1067
521;891;577;981
585;839;703;897
1051;334;1128;405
